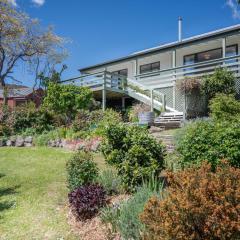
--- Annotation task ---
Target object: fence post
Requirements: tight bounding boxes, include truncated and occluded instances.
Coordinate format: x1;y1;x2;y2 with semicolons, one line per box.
150;89;154;112
102;71;106;111
183;90;186;121
172;50;177;109
162;94;166;112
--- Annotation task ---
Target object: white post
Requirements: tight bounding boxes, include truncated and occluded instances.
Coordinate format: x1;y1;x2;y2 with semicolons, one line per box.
102;72;106;111
122;97;126;110
162;94;166;112
172;50;176;109
134;59;138;78
222;37;226;66
150;89;154;112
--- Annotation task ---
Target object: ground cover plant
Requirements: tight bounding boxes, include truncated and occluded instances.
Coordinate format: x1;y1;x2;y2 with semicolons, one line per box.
140;160;240;240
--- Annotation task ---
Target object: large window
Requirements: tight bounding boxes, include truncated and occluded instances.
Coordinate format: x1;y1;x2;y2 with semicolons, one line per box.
112;69;128;76
184;45;238;65
140;62;160;74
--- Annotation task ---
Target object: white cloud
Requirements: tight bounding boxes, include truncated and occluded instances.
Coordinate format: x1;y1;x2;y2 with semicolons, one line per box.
226;0;240;19
7;0;17;6
32;0;45;6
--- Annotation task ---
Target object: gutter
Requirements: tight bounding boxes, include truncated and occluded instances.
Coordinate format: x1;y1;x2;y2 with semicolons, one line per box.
79;24;240;72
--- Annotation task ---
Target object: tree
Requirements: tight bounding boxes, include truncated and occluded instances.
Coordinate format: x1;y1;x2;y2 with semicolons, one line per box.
43;82;93;122
0;0;65;104
38;64;67;89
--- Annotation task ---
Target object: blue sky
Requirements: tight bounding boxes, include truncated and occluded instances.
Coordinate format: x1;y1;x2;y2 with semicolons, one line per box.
9;0;240;86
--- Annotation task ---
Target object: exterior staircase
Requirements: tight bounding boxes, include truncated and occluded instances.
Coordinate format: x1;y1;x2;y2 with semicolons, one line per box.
62;71;183;121
154;112;183;129
126;78;180;113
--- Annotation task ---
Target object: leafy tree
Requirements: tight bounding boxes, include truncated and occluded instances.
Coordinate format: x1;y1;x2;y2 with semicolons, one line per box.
0;0;65;104
38;64;67;88
43;82;93;122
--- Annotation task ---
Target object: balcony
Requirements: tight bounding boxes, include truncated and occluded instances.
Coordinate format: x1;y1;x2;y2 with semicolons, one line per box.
62;54;240;114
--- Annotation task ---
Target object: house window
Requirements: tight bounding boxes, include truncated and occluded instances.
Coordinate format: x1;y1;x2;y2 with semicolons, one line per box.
226;45;238;57
112;69;128;76
140;62;160;74
184;45;238;65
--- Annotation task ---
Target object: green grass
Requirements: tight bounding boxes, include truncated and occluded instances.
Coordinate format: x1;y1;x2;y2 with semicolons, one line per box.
0;147;106;240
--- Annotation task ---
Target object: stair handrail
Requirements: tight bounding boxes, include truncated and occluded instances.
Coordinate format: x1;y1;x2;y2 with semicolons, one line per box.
126;77;167;111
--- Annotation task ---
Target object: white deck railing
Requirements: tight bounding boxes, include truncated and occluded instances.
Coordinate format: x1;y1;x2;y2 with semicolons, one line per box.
61;54;240;112
136;54;240;89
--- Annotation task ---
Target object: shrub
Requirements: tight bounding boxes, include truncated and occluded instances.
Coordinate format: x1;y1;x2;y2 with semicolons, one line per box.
72;110;91;132
0;103;55;135
68;184;106;220
66;151;99;191
176;76;202;94
102;123;165;191
140;161;240;240
100;205;121;236
0;105;13;136
209;93;240;121
71;109;122;137
43;82;93;122
97;169;122;195
177;119;240;169
93;109;122;136
34;133;51;146
117;179;163;240
101;177;163;239
201;68;236;100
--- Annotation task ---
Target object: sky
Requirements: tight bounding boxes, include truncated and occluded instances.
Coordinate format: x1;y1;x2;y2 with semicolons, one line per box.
7;0;240;86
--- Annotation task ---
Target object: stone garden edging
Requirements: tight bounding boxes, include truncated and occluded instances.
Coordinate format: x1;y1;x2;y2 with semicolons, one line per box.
0;135;102;152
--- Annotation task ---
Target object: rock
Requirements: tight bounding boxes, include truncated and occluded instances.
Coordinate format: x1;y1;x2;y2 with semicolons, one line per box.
24;136;33;143
55;139;61;148
15;136;24;147
10;136;16;144
48;140;56;147
6;140;12;146
90;140;101;152
24;142;32;147
75;141;86;150
0;139;5;147
60;139;67;148
149;126;163;134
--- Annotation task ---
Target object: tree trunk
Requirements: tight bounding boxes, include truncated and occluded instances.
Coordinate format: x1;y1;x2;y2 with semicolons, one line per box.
0;79;8;106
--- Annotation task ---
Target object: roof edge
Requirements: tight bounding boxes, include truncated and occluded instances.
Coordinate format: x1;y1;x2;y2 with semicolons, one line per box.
79;24;240;72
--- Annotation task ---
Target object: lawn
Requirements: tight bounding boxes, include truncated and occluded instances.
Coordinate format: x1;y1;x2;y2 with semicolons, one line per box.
0;147;105;240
